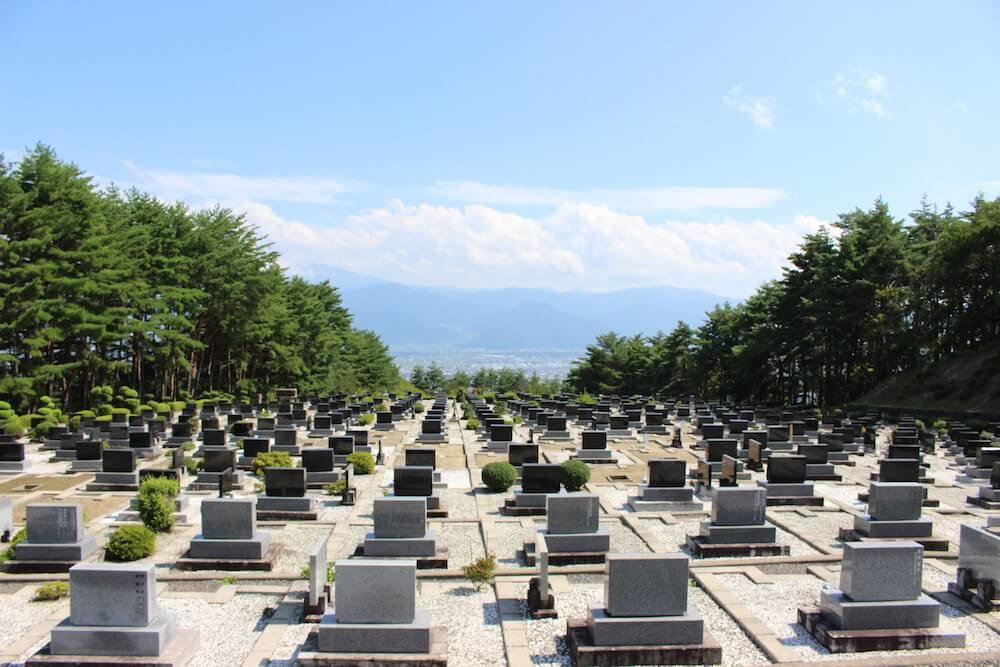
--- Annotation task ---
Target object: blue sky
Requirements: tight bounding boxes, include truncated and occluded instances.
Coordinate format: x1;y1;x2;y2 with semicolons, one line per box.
3;1;999;298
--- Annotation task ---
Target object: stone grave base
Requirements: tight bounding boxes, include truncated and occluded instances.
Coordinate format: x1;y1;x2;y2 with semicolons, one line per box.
804;472;842;481
415;435;447;444
684;535;789;558
765;495;825;507
303;585;332;622
0;460;27;474
573;452;617;464
538;431;572;441
565;618;722;666
837;528;950;552
524;549;607;567
628;498;704;512
306;471;344;489
26;628;199;667
351;544;449;569
176;537;274;570
797;607;964;653
869;473;935;484
527;577;557;619
298;626;447;667
426;501;449;519
256;496;317;521
966;496;1000;510
857;491;938;507
947;568;998;612
69;460;103;471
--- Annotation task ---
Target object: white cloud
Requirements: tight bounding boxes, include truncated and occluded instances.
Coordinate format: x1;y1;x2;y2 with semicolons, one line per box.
429;181;785;211
722;85;778;128
829;68;891;118
236;198;824;299
122;161;361;204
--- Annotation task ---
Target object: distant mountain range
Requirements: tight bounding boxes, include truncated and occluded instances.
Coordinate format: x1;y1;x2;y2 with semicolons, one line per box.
314;266;729;352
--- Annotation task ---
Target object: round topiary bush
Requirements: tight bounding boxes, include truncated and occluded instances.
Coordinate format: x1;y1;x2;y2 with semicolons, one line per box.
560;460;591;491
346;451;376;474
32;421;54;439
481;462;517;492
138;492;174;533
106;525;155;561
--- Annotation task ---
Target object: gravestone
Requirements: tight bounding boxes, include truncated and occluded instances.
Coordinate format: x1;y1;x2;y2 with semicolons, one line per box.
15;504;97;562
187;497;270;563
508;443;539;467
364;497;437;557
543;493;610;554
812;541;947;633
582;553;708;650
46;563;191;658
855;482;933;538
259;467;313;514
631;459;700;511
696;487;777;545
317;560;433;653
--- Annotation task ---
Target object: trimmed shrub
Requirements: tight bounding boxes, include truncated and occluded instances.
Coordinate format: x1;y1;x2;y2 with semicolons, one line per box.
481;462;517;492
414;403;425;413
324;480;348;496
465;417;480;430
358;414;375;426
184;459;203;475
2;416;23;436
0;528;26;562
33;581;70;601
346;451;376;474
170;401;186;412
138;492;174;533
560;460;591;491
252;451;293;476
139;475;180;498
32;421;54;439
106;525;155;561
462;553;497;591
0;400;11;411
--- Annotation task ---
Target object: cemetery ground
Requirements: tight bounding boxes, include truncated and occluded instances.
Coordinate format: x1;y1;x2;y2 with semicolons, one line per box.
2;403;1000;666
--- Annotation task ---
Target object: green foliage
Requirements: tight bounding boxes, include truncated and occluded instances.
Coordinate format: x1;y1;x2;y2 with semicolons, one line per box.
252;451;293;476
462;552;497;591
481;462;517;492
0;145;401;411
914;418;925;430
465;417;480;430
33;581;70;601
139;475;180;498
138;491;175;533
184;459;203;475
181;440;195;451
32;421;54;439
560;460;591;491
2;416;23;436
358;413;375;426
219;575;238;585
106;525;155;561
0;401;10;410
346;451;375;474
577;392;597;405
300;562;336;582
0;528;27;562
324;480;348;496
414;403;425;413
933;419;948;434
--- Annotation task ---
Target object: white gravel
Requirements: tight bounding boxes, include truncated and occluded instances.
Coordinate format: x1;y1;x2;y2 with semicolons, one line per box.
161;593;281;667
770;510;854;553
717;571;1000;661
604;518;652;553
437;522;486;568
0;583;61;654
441;488;479;520
592;485;630;512
524;582;602;666
261;525;333;576
492;520;530;566
814;482;867;508
423;581;505;667
639;517;703;554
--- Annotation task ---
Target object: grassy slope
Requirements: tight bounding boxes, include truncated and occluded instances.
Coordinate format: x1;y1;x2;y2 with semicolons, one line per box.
854;347;1000;415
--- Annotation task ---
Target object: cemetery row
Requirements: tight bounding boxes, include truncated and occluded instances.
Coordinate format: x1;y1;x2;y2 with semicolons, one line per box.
0;389;998;666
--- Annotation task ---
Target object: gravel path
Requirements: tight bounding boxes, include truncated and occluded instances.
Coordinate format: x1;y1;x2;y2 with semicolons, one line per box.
492;520;529;566
262;525;334;576
605;518;652;553
437;522;486;568
424;581;505;667
161;593;281;667
640;517;703;554
0;584;60;654
771;510;853;553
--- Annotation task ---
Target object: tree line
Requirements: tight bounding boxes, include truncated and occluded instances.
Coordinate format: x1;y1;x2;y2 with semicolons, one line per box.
567;197;1000;406
409;363;563;396
0;145;400;411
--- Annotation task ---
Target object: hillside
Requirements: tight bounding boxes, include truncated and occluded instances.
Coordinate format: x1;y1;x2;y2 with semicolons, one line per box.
336;278;724;351
853;348;1000;416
